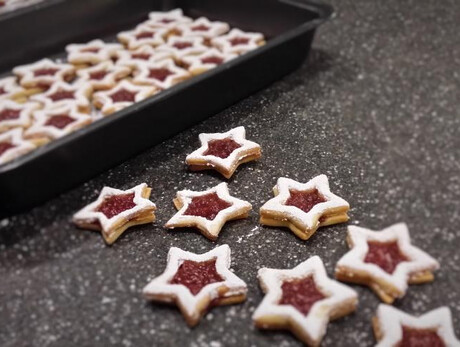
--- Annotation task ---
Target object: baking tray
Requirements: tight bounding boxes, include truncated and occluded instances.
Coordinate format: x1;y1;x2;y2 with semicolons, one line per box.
0;0;333;217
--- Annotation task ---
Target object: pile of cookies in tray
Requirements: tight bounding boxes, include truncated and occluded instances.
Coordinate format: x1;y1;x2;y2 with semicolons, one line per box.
72;126;459;346
0;8;265;165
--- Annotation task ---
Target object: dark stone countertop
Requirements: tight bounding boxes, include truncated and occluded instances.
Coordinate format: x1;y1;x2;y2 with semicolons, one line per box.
1;0;459;346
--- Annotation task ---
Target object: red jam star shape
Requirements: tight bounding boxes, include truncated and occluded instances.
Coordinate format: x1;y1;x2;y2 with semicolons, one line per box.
143;244;247;327
373;304;460;347
13;58;75;89
335;223;440;304
0;128;35;165
182;48;237;75
0;100;40;133
185;126;262;179
72;183;156;245
211;28;265;55
253;256;357;346
164;182;252;240
259;175;350;240
132;58;190;90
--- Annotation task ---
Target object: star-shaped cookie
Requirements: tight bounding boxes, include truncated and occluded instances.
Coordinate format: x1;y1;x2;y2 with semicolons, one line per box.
185;126;262;179
0;100;40;133
373;304;460;347
177;17;230;40
118;25;167;50
131;58;190;90
259;175;350;240
13;58;75;89
0;76;24;100
75;61;131;91
211;28;265;55
0;128;35;165
66;39;123;66
73;183;156;245
143;244;247;327
335;223;440;303
253;256;358;346
182;48;237;75
143;8;192;29
164;182;252;240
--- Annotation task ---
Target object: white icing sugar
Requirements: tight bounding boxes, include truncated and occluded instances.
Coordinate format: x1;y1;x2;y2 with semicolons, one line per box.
143;244;247;318
260;175;350;230
66;39;123;65
375;304;460;347
336;223;440;294
0;76;23;99
253;256;358;343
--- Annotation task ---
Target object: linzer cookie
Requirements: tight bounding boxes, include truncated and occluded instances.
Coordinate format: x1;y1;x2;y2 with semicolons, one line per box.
182;48;237;75
143;244;247;327
259;175;349;240
31;81;92;113
93;80;157;115
66;39;123;66
0;76;24;100
132;59;190;90
118;25;167;50
335;223;440;304
157;36;208;62
25;105;92;144
76;61;131;91
211;28;265;55
72;183;156;245
373;304;460;347
0;128;35;165
176;17;230;41
253;256;358;347
164;182;252;241
143;8;192;29
115;46;172;69
13;58;75;90
0;100;40;133
185;126;261;179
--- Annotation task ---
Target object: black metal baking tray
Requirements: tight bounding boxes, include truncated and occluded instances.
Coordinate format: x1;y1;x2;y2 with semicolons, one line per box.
0;0;333;216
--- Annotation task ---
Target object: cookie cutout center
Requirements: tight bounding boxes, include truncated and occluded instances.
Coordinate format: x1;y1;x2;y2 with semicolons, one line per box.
45;114;75;129
285;189;326;213
229;37;250;46
0;87;6;95
81;47;100;53
160;18;174;24
279;276;326;316
136;31;154;39
204;138;241;159
0;109;21;121
34;68;59;77
89;70;109;80
400;326;445;347
192;24;210;32
184;192;232;221
96;192;136;219
0;141;16;156
148;68;173;82
110;88;136;103
49;90;75;102
169;259;224;295
173;42;193;50
364;241;408;274
201;56;224;65
132;53;151;60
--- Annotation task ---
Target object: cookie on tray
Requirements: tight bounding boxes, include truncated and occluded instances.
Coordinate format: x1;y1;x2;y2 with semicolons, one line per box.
211;28;265;55
182;48;237;75
0;128;35;165
131;58;190;90
76;61;131;91
66;39;123;67
0;100;40;133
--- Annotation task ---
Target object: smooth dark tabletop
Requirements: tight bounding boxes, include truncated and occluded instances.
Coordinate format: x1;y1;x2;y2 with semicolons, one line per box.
1;0;459;346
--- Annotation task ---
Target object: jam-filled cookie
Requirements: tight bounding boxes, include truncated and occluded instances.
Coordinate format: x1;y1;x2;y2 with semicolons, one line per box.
185;126;261;179
118;25;167;50
211;28;265;55
131;58;190;90
253;256;358;347
181;48;237;75
0;100;40;133
66;39;123;67
176;17;230;41
164;182;252;240
259;175;350;240
335;223;440;303
76;61;131;91
143;244;247;327
115;45;172;69
72;183;156;245
0;128;35;165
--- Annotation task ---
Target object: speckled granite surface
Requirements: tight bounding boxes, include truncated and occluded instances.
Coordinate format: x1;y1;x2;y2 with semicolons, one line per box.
1;0;459;346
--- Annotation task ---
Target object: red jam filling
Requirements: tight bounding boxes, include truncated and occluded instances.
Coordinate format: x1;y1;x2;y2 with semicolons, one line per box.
96;192;136;218
81;47;100;53
173;42;193;50
0;141;15;156
0;109;21;121
45;114;75;129
0;87;6;95
49;90;75;101
160;18;174;24
229;37;250;46
89;70;109;80
192;24;210;32
169;259;223;295
279;276;326;316
136;31;154;39
148;68;173;81
364;241;408;274
131;53;151;60
110;89;136;102
184;192;232;220
203;138;241;159
399;326;445;347
34;68;59;77
285;189;326;213
201;56;224;65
